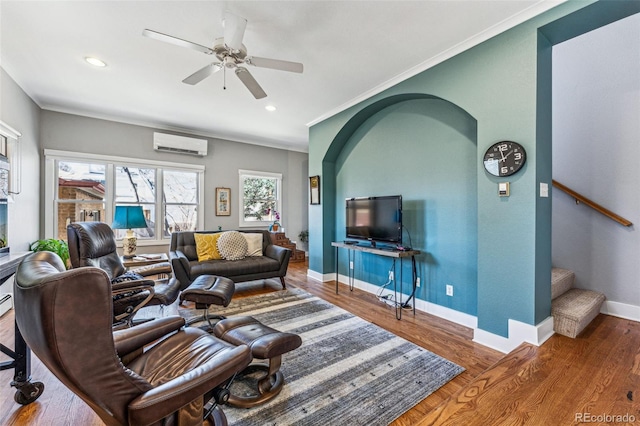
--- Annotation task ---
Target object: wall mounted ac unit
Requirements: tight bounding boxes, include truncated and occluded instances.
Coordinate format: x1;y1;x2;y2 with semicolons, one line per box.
153;132;208;156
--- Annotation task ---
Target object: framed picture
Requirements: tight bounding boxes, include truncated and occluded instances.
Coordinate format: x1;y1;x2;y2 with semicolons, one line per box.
215;187;231;216
309;175;320;205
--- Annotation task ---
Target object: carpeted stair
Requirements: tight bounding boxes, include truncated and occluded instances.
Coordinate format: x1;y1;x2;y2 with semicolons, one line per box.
551;267;605;338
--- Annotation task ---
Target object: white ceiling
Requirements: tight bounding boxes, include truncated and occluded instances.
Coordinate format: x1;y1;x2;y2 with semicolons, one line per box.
0;1;564;152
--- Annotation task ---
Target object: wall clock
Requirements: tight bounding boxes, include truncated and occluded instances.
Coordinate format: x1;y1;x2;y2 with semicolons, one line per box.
483;141;526;177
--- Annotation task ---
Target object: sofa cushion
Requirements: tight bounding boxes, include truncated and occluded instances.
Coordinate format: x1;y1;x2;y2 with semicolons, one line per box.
194;233;223;261
217;231;248;261
244;233;263;257
189;256;281;278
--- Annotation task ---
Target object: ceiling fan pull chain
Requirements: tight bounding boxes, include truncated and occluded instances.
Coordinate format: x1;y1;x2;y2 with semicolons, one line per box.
223;66;227;90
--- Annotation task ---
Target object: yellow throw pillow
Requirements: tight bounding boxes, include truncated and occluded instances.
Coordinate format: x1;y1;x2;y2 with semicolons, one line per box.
194;233;222;261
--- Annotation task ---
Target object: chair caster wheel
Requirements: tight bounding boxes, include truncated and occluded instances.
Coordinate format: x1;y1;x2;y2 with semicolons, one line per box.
213;387;230;405
14;381;45;405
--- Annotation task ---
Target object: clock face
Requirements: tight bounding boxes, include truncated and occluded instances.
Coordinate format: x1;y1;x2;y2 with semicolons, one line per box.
483;141;526;177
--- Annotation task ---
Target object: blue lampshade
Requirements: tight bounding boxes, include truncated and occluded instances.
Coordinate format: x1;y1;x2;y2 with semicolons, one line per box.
112;206;147;230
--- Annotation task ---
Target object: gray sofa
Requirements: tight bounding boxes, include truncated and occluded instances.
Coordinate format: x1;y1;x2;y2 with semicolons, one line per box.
169;230;291;289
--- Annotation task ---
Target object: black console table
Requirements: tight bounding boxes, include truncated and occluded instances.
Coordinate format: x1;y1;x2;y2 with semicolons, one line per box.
0;251;45;404
331;242;421;319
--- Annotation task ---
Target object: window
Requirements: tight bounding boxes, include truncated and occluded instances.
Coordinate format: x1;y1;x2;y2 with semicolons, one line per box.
114;165;156;239
45;150;204;244
238;169;282;227
163;169;200;235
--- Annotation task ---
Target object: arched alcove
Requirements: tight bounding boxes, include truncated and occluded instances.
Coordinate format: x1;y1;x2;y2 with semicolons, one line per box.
318;94;479;314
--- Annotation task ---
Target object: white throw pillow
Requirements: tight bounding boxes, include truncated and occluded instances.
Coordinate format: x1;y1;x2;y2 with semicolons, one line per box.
244;233;263;256
217;231;248;261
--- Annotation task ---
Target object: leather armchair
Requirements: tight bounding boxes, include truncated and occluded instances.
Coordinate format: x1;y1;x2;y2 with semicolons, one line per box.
67;222;181;326
14;251;252;426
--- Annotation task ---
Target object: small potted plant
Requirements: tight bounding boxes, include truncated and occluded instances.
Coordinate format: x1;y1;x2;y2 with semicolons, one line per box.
30;238;71;269
298;229;309;250
267;209;281;232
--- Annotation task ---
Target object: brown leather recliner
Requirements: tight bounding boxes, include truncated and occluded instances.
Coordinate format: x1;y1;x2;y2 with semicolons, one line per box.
14;251;252;426
67;222;182;326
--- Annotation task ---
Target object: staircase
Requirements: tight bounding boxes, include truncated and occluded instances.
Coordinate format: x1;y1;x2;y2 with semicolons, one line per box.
270;232;306;263
551;268;605;338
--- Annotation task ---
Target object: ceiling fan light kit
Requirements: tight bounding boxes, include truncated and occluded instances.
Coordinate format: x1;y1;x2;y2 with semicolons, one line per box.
143;11;303;99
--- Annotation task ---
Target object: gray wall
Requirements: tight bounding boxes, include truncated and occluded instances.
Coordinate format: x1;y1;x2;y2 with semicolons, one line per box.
40;111;309;249
0;68;41;294
552;14;639;308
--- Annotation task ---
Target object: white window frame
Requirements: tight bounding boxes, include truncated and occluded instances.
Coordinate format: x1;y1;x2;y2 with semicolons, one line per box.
238;169;282;228
44;149;205;245
0;120;22;196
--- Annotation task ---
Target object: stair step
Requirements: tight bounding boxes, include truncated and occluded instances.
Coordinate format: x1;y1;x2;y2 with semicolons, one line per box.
290;250;306;263
551;267;575;300
551;288;605;338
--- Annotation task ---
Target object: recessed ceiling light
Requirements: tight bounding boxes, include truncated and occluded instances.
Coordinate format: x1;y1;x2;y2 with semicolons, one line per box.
265;105;277;112
85;57;107;67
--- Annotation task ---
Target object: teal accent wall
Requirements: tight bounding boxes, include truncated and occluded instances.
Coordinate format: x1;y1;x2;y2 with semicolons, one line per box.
309;0;637;337
334;99;478;315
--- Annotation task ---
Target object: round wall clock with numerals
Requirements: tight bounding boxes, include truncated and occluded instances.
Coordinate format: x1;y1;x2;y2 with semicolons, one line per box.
483;141;527;177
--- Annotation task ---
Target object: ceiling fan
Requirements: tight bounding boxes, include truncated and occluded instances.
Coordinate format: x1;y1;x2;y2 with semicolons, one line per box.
142;11;303;99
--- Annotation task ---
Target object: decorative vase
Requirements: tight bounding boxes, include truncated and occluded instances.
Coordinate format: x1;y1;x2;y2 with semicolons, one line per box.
272;224;279;232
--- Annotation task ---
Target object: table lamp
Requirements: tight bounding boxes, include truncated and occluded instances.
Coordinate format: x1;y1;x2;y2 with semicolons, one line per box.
112;205;147;258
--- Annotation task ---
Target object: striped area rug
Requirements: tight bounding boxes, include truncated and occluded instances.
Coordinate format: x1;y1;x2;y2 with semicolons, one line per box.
181;288;463;426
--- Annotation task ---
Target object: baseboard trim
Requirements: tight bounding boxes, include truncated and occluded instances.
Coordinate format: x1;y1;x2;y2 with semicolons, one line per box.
334;273;479;329
473;317;555;354
0;293;13;317
307;271;555;354
306;269;336;283
601;300;640;322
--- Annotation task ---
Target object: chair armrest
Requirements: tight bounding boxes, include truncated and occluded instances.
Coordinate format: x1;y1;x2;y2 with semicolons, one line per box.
169;250;192;288
111;279;155;293
264;244;290;264
113;316;186;356
111;280;155;324
131;262;172;277
128;344;252;426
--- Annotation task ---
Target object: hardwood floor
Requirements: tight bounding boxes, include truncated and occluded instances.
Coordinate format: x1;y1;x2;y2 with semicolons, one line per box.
0;261;638;425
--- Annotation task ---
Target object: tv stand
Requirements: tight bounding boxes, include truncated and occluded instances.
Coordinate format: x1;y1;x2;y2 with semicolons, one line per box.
331;242;421;319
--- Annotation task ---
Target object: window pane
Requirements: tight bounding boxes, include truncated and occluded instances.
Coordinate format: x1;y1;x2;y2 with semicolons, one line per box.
115;166;155;203
164;205;197;235
164;170;198;203
58;201;105;240
58;161;105;201
243;177;277;221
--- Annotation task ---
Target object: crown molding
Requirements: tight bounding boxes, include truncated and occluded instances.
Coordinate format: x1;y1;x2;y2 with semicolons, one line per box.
307;0;567;127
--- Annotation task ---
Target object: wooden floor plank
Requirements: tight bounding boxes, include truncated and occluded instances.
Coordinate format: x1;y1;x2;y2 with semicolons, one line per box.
1;260;638;425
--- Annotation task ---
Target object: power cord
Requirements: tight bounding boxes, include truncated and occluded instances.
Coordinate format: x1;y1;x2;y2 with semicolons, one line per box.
376;260;396;305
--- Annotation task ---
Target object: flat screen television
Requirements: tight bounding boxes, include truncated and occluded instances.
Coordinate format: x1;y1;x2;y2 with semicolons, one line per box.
346;195;402;245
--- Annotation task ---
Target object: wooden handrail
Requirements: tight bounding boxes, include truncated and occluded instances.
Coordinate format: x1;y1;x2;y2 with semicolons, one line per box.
552;180;632;227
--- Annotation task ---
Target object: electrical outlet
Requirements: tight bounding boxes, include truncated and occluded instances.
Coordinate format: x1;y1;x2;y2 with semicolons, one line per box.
349;261;354;270
389;271;394;280
446;284;454;296
416;277;421;287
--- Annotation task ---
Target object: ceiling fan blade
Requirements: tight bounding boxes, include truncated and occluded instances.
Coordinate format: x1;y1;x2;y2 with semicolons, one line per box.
235;67;267;99
223;11;247;51
246;56;303;73
182;63;222;85
143;29;213;55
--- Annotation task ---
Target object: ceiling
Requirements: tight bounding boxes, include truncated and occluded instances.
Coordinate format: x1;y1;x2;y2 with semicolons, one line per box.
0;1;565;152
